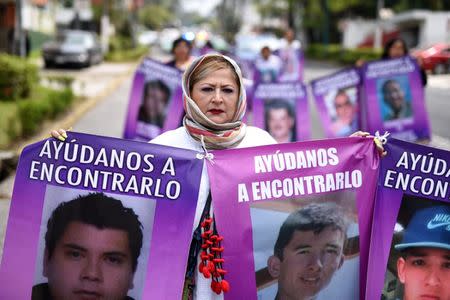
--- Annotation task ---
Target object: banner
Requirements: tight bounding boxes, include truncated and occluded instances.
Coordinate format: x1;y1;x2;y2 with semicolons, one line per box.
252;82;310;142
360;57;430;142
366;138;450;300
0;132;203;300
207;138;380;300
311;68;361;138
123;58;184;141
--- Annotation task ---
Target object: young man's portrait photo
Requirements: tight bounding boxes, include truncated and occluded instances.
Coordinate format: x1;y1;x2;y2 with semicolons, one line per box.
32;186;156;300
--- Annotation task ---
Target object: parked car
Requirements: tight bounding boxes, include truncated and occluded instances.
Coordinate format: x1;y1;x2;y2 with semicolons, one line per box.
413;43;450;74
42;30;103;68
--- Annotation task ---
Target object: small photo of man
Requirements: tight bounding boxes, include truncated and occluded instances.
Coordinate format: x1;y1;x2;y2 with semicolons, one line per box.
136;79;172;139
264;99;296;143
32;186;155;300
377;76;413;122
324;88;358;137
395;205;449;300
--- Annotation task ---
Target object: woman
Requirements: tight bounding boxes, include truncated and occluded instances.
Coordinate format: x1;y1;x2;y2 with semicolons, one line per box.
357;37;427;86
166;37;195;71
52;54;380;300
381;37;427;86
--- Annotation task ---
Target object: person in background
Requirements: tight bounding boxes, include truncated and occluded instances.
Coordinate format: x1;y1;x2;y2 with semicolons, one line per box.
357;37;427;86
278;28;302;82
166;37;195;71
255;46;282;83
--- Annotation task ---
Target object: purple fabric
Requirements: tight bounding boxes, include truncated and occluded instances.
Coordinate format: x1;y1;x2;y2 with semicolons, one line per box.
252;81;310;141
311;68;361;138
123;58;183;141
0;132;203;300
360;57;430;141
366;138;450;299
207;138;379;300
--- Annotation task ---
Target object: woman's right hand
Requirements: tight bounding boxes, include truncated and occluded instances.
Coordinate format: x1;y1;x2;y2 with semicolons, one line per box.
51;129;68;141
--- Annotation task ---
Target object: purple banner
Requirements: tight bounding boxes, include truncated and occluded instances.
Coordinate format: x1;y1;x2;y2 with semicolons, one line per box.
360;56;430;141
123;58;184;141
207;138;380;300
253;82;311;142
0;132;203;300
276;46;304;82
366;138;450;300
311;68;361;138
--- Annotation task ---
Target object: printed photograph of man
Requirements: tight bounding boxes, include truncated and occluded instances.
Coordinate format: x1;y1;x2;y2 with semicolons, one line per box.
267;202;348;300
395;205;450;300
137;79;171;138
329;89;358;137
265;100;296;143
381;78;413;121
32;192;144;300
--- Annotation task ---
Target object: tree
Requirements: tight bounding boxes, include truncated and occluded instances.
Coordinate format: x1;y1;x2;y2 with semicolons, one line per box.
138;4;174;30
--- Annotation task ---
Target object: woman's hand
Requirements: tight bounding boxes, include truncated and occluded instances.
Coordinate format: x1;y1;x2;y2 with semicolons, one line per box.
350;131;387;157
51;129;68;142
355;59;365;68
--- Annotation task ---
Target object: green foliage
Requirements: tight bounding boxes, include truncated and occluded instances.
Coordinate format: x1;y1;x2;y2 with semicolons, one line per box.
0;54;38;101
105;46;149;62
17;86;74;137
138;4;174;30
0;85;75;148
305;43;381;65
28;30;52;52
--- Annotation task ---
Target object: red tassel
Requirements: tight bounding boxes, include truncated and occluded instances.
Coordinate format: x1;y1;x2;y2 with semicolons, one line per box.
221;279;230;293
202;268;211;278
207;261;216;272
198;261;205;273
211;280;222;294
216;268;227;275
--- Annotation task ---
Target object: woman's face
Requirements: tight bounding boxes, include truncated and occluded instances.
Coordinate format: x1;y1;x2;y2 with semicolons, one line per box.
191;68;239;124
388;40;406;58
173;41;190;62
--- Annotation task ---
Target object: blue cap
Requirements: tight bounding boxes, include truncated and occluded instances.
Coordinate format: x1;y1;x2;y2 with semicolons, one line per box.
395;205;450;251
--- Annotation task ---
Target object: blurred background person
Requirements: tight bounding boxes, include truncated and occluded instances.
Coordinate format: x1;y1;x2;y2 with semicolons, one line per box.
357;37;427;86
165;37;195;71
278;28;301;82
255;46;282;83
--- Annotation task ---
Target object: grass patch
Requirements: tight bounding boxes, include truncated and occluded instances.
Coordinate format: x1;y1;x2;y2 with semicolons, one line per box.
0;85;75;150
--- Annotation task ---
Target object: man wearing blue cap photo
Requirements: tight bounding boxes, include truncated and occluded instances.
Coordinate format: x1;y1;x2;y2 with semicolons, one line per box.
395;205;450;300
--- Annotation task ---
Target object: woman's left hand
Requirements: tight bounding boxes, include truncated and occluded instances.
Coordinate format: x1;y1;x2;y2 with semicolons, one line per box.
350;131;386;157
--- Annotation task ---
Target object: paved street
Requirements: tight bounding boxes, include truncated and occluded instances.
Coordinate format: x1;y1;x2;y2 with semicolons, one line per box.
0;59;449;263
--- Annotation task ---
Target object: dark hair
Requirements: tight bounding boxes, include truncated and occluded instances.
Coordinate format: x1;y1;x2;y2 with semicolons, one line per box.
273;202;348;260
138;79;171;125
265;99;295;119
171;37;192;54
381;38;408;59
44;193;143;272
